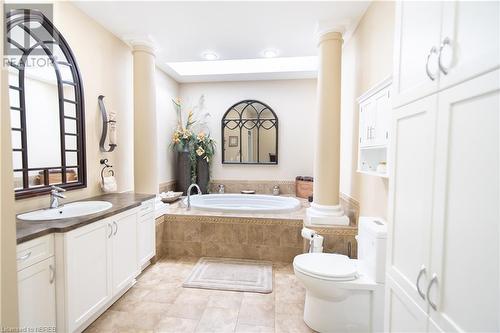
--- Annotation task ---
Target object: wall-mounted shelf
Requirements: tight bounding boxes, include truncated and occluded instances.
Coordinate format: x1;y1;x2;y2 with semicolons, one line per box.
357;77;392;178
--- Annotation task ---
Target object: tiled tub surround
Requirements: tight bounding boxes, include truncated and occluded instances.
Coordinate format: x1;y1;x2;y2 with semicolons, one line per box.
155;195;359;262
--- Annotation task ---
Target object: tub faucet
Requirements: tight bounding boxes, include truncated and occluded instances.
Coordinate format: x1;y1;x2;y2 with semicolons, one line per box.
50;185;66;209
186;183;202;210
218;184;225;194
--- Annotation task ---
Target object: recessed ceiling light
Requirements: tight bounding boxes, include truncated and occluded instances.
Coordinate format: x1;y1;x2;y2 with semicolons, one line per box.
262;49;279;58
202;51;219;61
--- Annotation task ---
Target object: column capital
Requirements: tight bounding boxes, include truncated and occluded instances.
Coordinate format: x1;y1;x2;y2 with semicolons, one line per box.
123;34;157;56
315;20;345;45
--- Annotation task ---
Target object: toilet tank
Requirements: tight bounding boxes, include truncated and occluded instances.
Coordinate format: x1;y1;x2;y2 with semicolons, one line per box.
356;217;387;283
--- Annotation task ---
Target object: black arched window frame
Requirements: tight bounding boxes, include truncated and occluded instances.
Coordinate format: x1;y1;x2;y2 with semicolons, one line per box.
221;99;278;164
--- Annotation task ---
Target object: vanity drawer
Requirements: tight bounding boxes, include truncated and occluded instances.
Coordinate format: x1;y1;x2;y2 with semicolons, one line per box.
16;234;54;271
138;211;154;221
139;200;154;215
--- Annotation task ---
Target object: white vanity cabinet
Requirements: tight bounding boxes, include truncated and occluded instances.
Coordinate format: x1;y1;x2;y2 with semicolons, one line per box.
17;235;56;329
55;207;140;333
385;1;500;332
137;199;155;269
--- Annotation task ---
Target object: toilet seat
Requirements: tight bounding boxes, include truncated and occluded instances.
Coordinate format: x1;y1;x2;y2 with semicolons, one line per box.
293;253;358;281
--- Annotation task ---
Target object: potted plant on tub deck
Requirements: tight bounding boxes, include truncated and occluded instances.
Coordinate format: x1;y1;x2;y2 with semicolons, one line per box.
194;132;216;194
171;95;215;195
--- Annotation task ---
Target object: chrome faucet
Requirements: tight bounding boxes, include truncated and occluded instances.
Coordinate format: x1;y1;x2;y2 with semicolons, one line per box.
50;185;66;209
186;183;202;210
218;184;225;194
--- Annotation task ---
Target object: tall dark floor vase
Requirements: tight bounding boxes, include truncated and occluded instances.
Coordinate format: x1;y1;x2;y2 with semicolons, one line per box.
176;150;192;195
196;156;209;194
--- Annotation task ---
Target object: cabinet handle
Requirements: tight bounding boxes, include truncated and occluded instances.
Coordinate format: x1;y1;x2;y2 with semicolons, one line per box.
416;265;426;300
17;252;31;261
438;37;451;75
113;221;118;236
108;223;113;238
425;46;438;81
426;273;438;311
49;264;55;284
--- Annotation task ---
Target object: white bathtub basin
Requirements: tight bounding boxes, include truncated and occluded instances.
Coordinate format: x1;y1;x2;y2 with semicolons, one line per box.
183;194;301;213
17;201;113;221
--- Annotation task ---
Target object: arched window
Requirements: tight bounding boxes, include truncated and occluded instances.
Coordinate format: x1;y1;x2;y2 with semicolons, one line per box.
222;100;278;164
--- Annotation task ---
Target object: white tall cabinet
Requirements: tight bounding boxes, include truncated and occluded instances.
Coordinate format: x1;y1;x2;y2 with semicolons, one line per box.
385;1;499;332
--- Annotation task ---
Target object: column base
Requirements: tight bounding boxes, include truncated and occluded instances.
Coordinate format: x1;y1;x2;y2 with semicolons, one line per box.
306;202;350;226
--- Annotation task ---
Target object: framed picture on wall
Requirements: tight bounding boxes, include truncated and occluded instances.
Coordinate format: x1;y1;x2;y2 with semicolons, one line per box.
228;136;239;147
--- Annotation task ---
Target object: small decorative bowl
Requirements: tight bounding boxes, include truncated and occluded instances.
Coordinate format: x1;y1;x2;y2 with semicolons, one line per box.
160;192;183;203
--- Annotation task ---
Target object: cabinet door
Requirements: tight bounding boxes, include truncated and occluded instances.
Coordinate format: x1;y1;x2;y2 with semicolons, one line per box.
439;1;500;90
112;212;138;293
374;87;391;146
18;257;56;329
138;212;155;268
386;94;437;314
66;220;112;331
393;1;443;108
385;275;429;332
429;70;500;332
359;103;368;146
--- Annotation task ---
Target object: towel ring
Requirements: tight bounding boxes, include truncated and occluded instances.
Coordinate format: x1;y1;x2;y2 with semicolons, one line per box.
100;158;115;185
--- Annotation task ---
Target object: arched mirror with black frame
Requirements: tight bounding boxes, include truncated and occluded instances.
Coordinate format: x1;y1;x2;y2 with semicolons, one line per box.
6;9;86;199
222;100;278;165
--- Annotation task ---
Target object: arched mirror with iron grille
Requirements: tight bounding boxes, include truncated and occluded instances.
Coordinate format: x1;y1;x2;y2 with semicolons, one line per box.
222;100;278;164
6;9;86;199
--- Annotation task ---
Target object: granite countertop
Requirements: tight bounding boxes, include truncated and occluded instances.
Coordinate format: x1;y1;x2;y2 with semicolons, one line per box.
16;192;155;244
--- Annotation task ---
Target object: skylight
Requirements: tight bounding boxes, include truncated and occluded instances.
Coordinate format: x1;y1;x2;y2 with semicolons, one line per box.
166;56;318;77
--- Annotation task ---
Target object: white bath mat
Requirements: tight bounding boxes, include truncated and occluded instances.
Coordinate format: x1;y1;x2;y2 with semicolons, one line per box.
183;257;273;293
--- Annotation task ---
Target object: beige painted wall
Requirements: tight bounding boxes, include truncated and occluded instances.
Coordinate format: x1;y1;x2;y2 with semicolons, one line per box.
13;2;134;213
340;1;395;218
179;79;317;181
1;0;19;326
156;68;179;186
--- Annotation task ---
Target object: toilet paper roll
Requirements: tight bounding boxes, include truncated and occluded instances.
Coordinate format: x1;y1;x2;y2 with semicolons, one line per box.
301;227;316;240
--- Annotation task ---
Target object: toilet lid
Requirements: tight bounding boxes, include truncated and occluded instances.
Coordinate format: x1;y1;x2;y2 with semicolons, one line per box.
293;253;357;280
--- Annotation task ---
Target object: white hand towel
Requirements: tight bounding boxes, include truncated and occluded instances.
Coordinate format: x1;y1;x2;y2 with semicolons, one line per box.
101;175;117;193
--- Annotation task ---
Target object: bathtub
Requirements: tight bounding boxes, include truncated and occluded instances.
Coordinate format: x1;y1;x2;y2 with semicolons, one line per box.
183;194;301;213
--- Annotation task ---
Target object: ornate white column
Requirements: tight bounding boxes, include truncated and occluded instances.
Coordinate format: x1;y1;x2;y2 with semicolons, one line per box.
130;39;158;194
306;26;349;226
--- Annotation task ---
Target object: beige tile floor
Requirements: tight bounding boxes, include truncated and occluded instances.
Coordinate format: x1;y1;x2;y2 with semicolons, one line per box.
84;257;314;333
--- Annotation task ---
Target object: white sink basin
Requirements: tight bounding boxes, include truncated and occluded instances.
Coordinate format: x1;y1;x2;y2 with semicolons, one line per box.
17;201;113;221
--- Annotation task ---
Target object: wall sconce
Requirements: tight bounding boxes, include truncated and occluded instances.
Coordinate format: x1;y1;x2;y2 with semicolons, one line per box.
98;95;117;152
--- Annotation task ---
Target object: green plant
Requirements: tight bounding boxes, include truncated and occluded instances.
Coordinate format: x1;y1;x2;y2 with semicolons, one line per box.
194;132;216;163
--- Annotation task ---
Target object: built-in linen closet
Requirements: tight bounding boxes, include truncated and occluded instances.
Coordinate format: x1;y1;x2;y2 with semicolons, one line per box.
385;1;499;332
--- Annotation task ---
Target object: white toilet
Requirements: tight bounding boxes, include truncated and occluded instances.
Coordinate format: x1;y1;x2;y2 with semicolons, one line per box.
293;217;387;333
